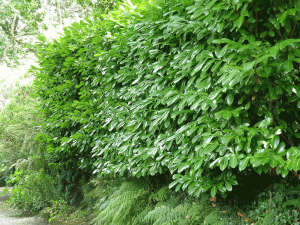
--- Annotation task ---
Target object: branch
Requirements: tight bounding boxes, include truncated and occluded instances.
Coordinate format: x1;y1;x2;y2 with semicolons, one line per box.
289;21;297;38
276;28;285;40
262;26;275;41
264;96;294;147
6;20;37;53
232;8;255;36
255;11;258;34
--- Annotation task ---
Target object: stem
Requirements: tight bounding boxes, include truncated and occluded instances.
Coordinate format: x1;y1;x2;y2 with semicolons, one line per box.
262;26;275;41
265;97;294;147
289;21;297;38
255;11;258;34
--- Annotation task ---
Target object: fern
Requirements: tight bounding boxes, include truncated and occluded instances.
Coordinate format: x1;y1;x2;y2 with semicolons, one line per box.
143;204;188;225
143;196;214;225
204;209;221;225
262;211;275;225
92;178;150;225
149;186;172;202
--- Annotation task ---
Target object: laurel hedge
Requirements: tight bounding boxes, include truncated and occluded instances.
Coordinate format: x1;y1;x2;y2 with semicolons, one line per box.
34;0;300;198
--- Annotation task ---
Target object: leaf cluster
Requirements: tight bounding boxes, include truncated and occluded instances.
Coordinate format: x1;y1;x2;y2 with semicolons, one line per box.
34;0;300;198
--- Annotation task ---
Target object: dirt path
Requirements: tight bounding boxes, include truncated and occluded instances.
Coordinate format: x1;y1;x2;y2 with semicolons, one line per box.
0;187;49;225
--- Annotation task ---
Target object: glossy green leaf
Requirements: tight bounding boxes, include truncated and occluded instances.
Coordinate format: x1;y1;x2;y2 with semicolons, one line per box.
226;93;234;106
277;142;286;154
271;136;280;149
239;157;250;171
220;158;228;171
225;181;232;191
234;15;244;28
292;159;300;171
216;44;228;58
243;61;256;71
229;155;238;168
269;30;275;37
283;60;293;73
191;60;207;76
223;111;232;120
211;186;217;197
278;11;288;23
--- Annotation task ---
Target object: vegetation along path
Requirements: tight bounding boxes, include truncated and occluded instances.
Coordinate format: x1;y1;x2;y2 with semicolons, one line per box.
0;188;49;225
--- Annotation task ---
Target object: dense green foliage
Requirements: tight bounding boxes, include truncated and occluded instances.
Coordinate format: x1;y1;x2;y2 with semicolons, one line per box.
3;168;61;213
90;178;300;225
0;81;45;185
33;0;300;200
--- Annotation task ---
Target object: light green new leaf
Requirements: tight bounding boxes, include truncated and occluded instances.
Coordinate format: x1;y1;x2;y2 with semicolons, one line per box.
277;142;286;154
228;178;238;186
211;186;217;197
175;183;183;192
220;158;228;171
287;8;297;15
169;180;179;189
259;118;272;128
243;61;256;71
239;157;250;171
212;38;232;44
278;11;288;23
229;155;238;168
234;15;244;28
271;136;280;149
209;89;222;100
225;181;232;191
223;111;232;120
221;135;234;144
226;93;234;106
283;60;293;73
292;158;300;171
269;158;278;167
269;30;275;37
279;39;296;49
270;45;279;57
294;49;300;57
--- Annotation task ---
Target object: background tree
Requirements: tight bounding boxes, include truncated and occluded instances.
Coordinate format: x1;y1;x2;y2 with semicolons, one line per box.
0;0;45;64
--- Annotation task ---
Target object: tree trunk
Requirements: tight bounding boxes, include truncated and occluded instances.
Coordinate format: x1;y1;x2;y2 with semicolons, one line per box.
13;16;19;35
10;15;17;36
81;8;85;18
0;43;10;65
56;0;62;25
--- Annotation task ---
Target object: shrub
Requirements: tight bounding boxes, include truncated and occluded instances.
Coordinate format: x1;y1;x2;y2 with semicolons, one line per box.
34;0;300;199
0;82;46;185
3;169;61;213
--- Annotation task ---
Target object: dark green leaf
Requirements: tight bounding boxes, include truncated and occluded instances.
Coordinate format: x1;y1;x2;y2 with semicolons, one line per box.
225;181;232;191
226;94;234;106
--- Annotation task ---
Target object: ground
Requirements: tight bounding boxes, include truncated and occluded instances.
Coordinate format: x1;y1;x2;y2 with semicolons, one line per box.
0;187;49;225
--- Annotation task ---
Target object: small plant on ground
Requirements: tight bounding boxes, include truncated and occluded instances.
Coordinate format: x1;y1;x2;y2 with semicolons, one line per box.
3;169;61;213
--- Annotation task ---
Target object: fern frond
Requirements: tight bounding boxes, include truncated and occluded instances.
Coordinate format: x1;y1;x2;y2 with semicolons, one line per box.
132;204;153;225
143;204;190;225
204;209;220;225
92;178;150;225
149;186;171;202
263;211;275;225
